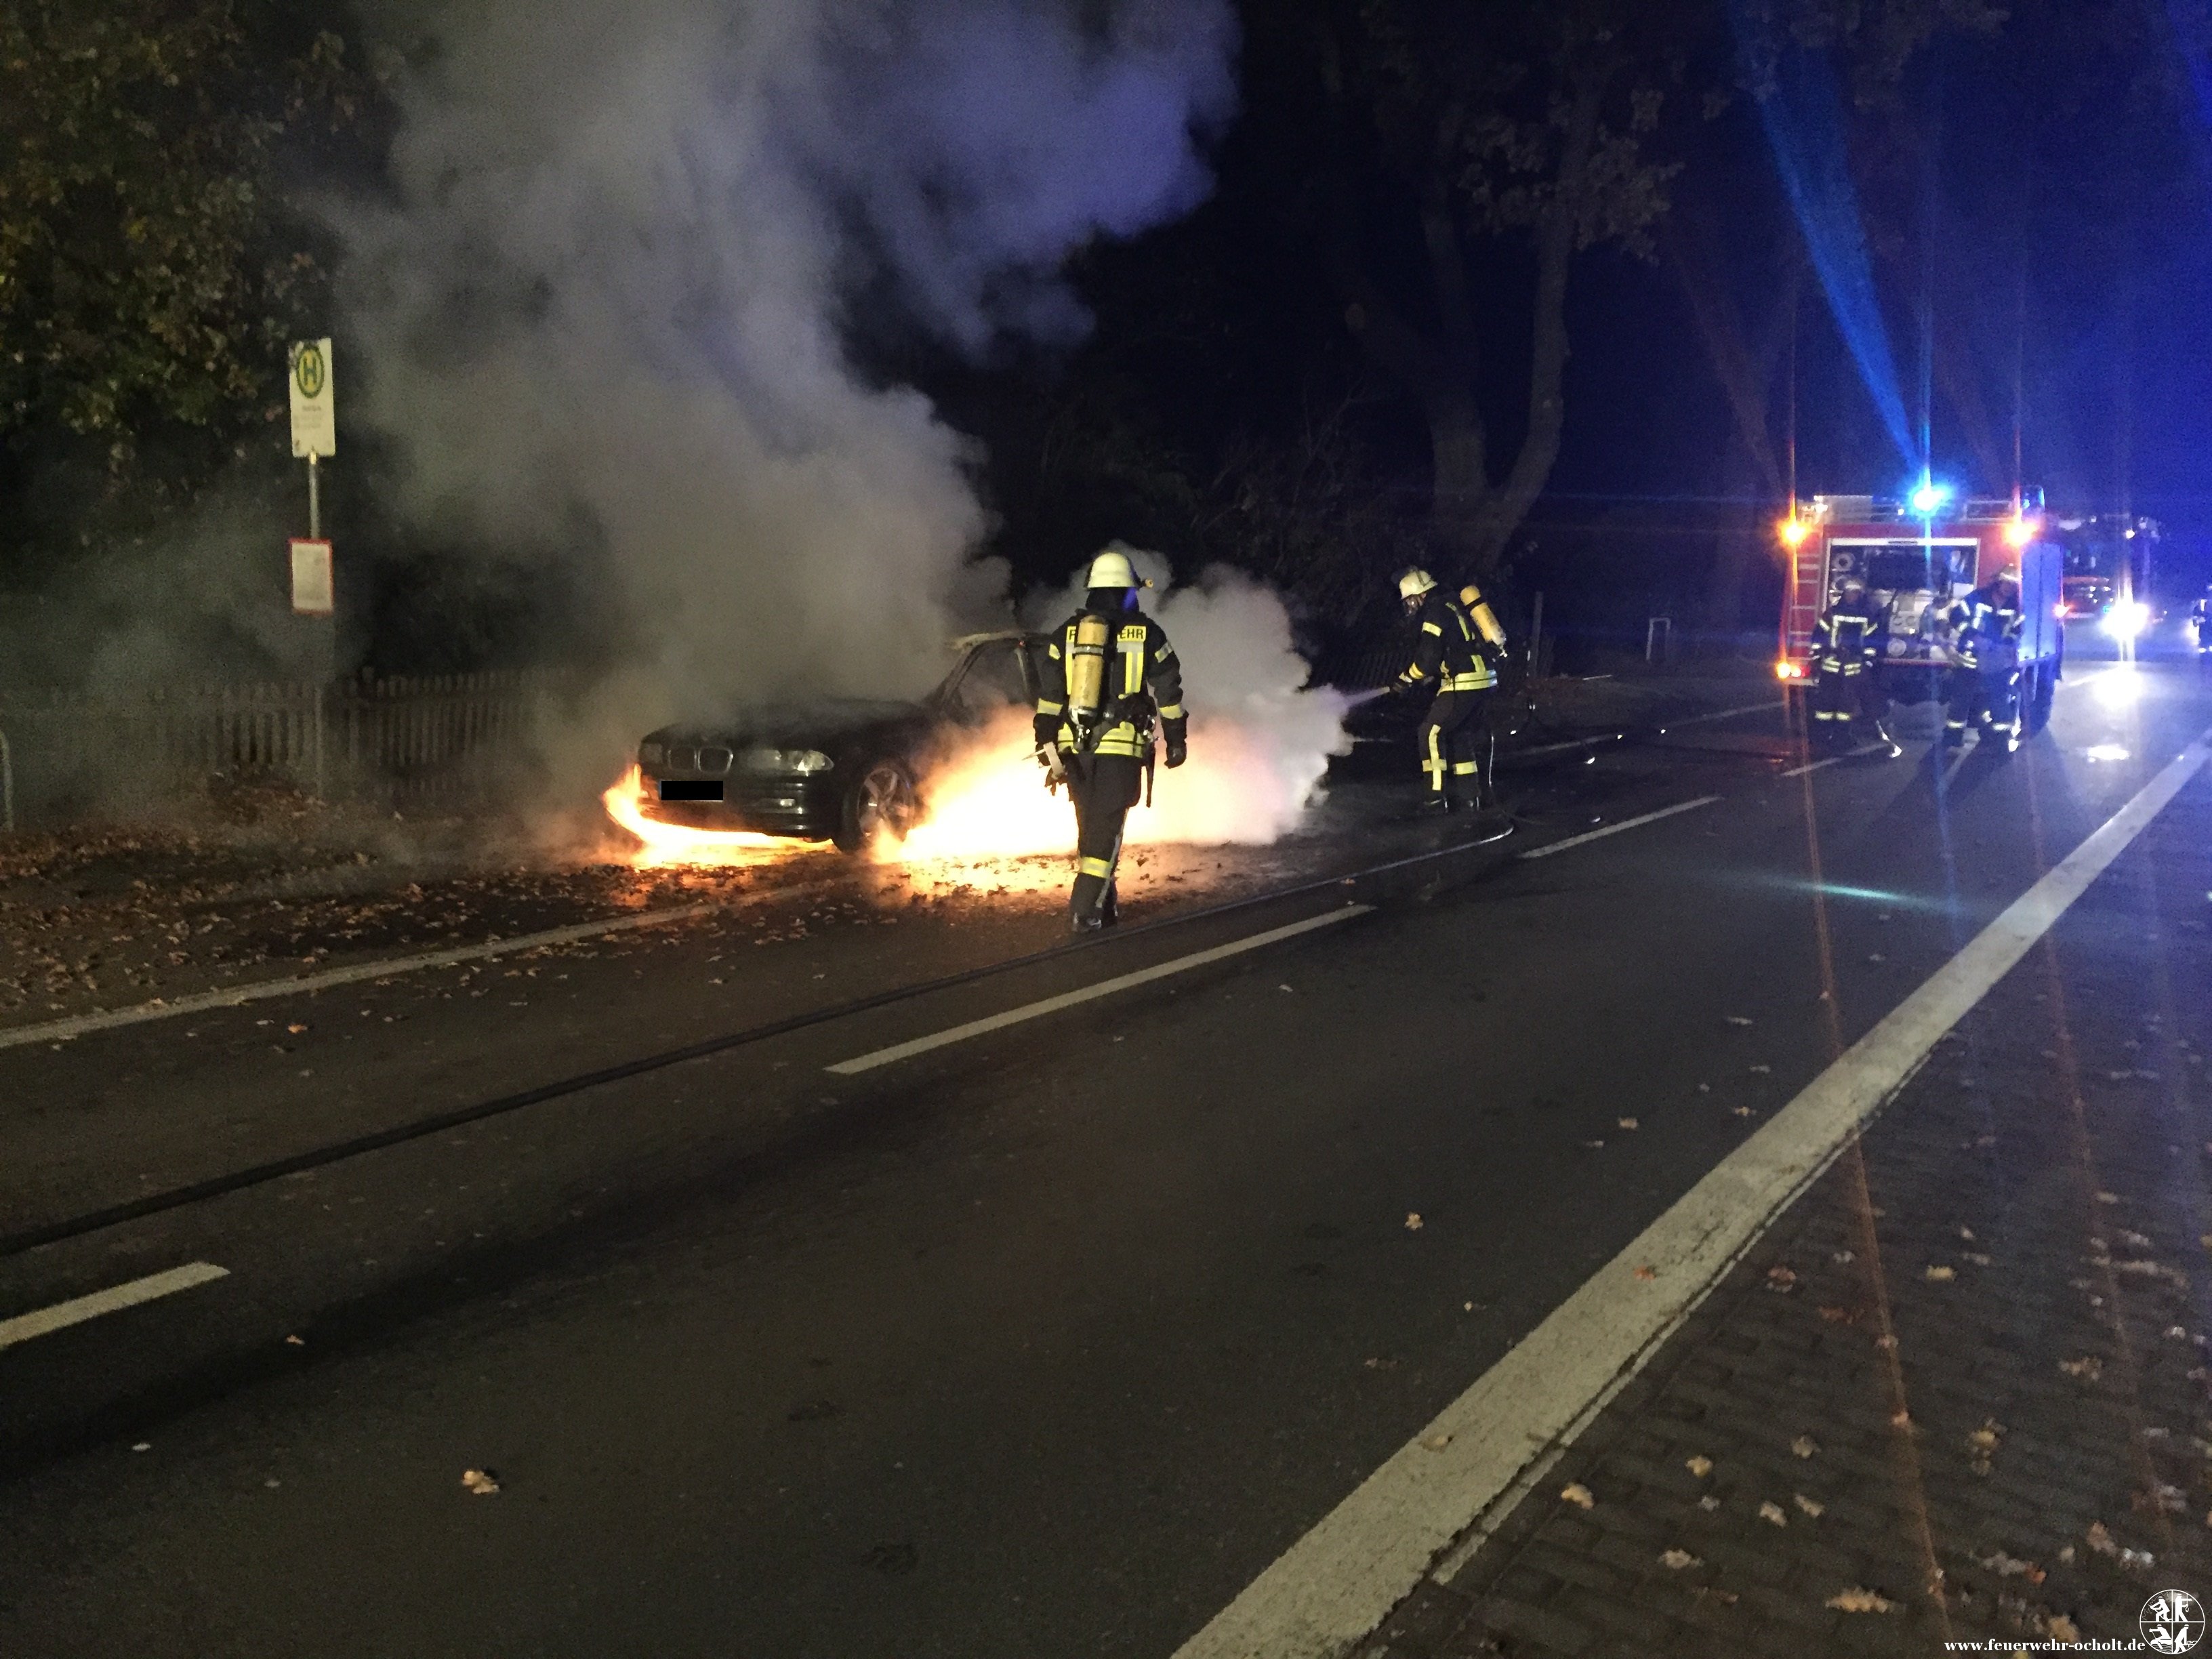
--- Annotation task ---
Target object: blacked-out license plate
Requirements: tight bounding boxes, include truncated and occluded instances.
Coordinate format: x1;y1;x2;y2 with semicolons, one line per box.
658;780;724;802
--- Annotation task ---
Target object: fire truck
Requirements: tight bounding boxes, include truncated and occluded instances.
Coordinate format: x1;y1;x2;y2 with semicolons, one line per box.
1776;488;2066;733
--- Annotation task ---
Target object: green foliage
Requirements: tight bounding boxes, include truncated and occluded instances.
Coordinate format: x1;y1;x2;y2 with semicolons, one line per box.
0;1;364;468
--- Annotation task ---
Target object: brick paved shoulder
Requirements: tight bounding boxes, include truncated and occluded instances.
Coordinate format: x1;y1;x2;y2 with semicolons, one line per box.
1358;784;2212;1657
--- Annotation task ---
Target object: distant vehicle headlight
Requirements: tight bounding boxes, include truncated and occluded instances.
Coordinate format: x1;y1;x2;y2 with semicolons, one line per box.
741;747;834;775
638;741;665;766
2104;599;2150;640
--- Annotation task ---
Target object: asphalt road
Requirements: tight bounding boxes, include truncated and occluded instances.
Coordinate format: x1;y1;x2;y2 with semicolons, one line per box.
2;656;2207;1657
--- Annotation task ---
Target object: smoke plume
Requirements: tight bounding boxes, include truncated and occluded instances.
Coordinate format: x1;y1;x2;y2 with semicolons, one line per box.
340;0;1239;752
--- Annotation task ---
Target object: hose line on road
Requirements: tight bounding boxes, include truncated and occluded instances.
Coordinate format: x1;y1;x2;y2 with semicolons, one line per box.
0;821;1524;1263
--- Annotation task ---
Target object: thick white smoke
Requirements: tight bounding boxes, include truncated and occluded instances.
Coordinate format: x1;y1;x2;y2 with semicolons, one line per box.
340;0;1237;735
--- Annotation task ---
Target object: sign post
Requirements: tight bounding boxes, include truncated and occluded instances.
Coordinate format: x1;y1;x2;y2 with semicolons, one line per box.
287;339;337;796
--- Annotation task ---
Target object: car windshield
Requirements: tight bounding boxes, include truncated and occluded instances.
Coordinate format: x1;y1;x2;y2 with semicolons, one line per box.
945;640;1034;716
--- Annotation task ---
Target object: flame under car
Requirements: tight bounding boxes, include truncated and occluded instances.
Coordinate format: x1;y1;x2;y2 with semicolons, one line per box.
633;632;1050;852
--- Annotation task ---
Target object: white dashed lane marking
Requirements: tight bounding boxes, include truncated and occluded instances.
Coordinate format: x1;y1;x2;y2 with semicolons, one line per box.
1515;796;1722;861
826;907;1372;1075
0;1263;230;1353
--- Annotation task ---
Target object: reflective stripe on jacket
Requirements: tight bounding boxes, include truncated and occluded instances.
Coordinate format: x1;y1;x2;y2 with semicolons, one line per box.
1402;592;1495;693
1034;609;1186;760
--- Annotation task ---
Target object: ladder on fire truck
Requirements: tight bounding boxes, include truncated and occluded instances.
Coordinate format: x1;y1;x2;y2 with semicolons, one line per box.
1782;546;1826;665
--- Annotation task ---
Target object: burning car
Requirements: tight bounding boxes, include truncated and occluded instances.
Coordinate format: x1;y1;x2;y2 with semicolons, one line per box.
632;631;1050;851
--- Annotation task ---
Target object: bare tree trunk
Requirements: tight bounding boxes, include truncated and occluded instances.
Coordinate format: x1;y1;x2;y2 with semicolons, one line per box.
1466;77;1605;575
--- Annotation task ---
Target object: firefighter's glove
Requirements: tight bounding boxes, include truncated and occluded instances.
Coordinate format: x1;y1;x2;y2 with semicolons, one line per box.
1163;716;1188;769
1164;737;1187;770
1038;742;1067;785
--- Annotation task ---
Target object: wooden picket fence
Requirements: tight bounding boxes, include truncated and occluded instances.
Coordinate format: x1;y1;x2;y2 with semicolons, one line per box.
0;670;571;829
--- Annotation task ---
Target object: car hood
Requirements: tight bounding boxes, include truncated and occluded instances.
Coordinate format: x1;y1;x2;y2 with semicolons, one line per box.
646;698;926;750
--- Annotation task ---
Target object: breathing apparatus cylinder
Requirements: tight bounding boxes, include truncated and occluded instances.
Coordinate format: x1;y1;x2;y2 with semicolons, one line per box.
1068;613;1111;726
1460;583;1508;651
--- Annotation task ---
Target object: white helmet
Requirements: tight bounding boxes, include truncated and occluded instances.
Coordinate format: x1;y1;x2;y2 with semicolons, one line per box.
1397;568;1437;601
1087;546;1149;590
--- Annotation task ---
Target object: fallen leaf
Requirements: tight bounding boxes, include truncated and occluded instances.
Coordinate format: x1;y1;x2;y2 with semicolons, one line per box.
1404;1212;1423;1231
2060;1355;2104;1381
1748;1063;1772;1074
1697;1494;1721;1511
1724;1015;1753;1026
1890;1409;1912;1429
1685;1455;1713;1478
1791;1435;1819;1459
2048;1615;2081;1642
286;1023;307;1034
1633;1265;1658;1281
2085;1521;2118;1557
284;1334;304;1347
2096;1191;2121;1205
1422;1433;1452;1451
1925;1265;1956;1282
1559;1483;1595;1509
1765;1265;1797;1292
1617;1117;1639;1130
1793;1493;1824;1519
461;1469;500;1496
1826;1587;1896;1613
1758;1500;1787;1526
1659;1549;1701;1570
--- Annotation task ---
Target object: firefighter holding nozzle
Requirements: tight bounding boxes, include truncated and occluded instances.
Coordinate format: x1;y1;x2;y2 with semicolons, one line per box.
1393;568;1507;814
1809;574;1898;756
1035;547;1187;932
1942;569;2025;753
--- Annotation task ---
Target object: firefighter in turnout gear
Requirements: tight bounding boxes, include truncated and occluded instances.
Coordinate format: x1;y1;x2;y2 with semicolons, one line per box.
1035;548;1187;931
1942;569;2025;752
1394;569;1503;813
1809;575;1897;755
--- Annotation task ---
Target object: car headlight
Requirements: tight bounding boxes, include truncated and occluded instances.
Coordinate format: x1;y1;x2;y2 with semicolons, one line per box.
741;747;834;775
639;741;665;766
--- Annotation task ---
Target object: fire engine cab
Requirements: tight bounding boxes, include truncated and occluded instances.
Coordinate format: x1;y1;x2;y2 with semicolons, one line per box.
1776;488;2065;732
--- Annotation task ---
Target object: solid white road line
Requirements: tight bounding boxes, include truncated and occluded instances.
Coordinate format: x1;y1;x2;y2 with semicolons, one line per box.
0;877;846;1055
1655;698;1785;733
1515;796;1721;861
825;906;1372;1076
0;1262;230;1353
1173;732;2212;1659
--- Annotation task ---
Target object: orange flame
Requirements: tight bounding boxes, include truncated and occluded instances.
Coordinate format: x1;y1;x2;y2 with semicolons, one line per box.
600;700;1342;883
600;766;788;868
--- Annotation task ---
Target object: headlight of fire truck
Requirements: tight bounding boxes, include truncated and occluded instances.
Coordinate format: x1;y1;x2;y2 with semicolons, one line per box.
2104;599;2150;640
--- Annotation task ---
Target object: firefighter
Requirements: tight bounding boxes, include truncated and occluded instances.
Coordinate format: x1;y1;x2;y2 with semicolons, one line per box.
1942;568;2025;752
1393;569;1502;813
1809;575;1896;755
1034;547;1187;931
2191;589;2210;658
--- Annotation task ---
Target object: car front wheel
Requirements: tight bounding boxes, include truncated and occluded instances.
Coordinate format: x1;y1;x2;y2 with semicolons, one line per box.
835;760;918;852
